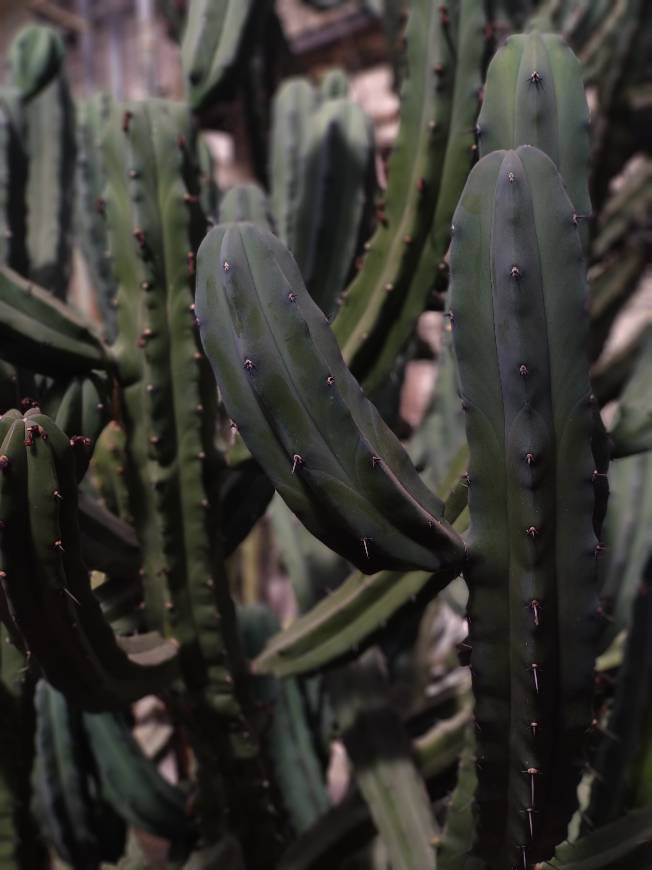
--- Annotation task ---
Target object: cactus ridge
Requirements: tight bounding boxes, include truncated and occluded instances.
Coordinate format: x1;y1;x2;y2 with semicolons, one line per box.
450;145;608;865
0;408;179;710
197;222;465;575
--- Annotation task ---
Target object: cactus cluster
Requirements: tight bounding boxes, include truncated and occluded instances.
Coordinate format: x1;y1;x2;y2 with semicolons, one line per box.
0;2;649;869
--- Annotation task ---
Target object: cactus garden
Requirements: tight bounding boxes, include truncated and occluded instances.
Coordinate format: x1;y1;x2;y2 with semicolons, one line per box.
0;0;650;867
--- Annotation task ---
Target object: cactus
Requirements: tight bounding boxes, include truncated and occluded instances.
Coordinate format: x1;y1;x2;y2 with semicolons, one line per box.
0;5;649;868
31;680;127;867
76;93;118;342
333;0;487;394
449;144;609;865
182;0;272;111
196;222;465;575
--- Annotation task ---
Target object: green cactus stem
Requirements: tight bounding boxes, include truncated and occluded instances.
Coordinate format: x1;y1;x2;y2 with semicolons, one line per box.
449;145;609;866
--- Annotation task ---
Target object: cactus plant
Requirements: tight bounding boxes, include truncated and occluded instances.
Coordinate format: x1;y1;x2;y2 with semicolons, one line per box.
0;5;649;869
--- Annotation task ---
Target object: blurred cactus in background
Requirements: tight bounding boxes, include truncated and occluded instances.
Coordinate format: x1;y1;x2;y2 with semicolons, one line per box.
0;1;649;867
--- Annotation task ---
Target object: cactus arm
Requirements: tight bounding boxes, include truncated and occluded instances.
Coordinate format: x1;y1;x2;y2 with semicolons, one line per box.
8;25;65;102
292;98;376;318
197;223;465;575
77;490;141;577
76;93;118;342
181;0;264;111
23;67;75;299
328;651;439;870
238;604;330;834
0;100;28;276
0;266;109;375
583;554;652;830
0;409;178;711
370;0;487;393
608;329;652;458
81;709;192;842
547;807;652;869
197;134;219;222
219;182;273;230
253;567;458;679
599;453;652;651
332;0;458;387
32;680;126;867
450;146;607;865
269;78;318;249
478;31;592;229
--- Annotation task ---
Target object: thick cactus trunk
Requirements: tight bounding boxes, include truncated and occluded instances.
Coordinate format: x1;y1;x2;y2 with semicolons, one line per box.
450;145;609;867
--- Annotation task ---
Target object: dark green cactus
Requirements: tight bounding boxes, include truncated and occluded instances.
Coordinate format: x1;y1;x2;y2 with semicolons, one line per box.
0;407;178;710
196;222;465;576
7;25;64;103
31;680;126;868
76;93;118;342
333;0;487;394
449;144;609;865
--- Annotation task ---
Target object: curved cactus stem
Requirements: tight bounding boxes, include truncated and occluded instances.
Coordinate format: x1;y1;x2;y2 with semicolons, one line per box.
0;266;109;376
197;222;464;575
450;146;609;865
548;807;652;868
0;408;179;711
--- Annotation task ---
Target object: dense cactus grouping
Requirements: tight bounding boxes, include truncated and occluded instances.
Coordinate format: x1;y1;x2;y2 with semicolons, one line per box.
0;1;649;868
